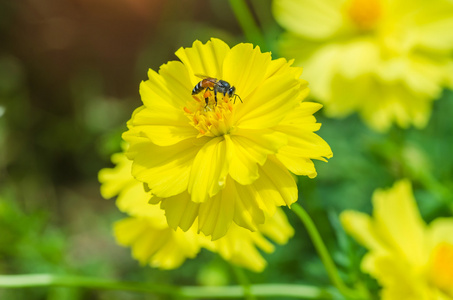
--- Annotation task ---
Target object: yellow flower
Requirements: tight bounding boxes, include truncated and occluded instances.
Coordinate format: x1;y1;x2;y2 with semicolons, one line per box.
122;38;332;240
273;0;453;131
341;180;453;299
99;151;295;272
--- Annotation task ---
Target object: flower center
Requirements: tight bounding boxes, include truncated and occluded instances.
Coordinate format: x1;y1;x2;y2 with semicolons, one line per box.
346;0;381;31
429;242;453;293
184;92;235;138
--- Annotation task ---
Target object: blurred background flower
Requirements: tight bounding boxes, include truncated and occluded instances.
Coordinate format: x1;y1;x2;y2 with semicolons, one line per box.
341;179;453;299
273;0;453;131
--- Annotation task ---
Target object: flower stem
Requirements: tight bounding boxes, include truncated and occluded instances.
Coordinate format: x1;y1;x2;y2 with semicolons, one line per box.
228;0;267;49
231;265;255;300
0;274;180;295
291;203;366;299
0;274;334;298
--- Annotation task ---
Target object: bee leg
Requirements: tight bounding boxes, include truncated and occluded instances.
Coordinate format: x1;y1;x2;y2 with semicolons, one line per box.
204;87;213;107
214;88;218;105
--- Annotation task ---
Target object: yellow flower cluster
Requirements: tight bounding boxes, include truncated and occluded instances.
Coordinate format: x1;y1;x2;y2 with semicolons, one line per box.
341;180;453;299
99;151;294;271
273;0;453;131
99;38;332;271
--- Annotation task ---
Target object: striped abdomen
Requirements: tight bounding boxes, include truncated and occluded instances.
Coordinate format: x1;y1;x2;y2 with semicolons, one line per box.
192;78;216;95
192;81;205;95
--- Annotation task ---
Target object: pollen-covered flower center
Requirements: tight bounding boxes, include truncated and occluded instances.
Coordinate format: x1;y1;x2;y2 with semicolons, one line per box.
346;0;381;31
184;93;235;137
429;242;453;292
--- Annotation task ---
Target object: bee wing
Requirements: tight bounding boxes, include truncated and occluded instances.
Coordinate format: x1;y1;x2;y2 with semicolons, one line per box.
194;73;209;79
194;74;218;83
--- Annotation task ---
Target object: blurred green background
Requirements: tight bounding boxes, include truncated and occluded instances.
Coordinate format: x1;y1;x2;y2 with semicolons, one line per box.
0;0;452;299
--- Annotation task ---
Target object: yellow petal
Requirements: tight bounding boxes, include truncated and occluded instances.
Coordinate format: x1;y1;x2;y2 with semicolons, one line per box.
213;225;270;272
273;101;324;132
98;152;135;199
222;43;272;100
114;217;200;270
410;1;453;51
232;190;264;231
336;41;380;79
376;55;443;97
142;61;193;110
232;156;298;222
265;57;303;80
234;180;272;224
188;137;229;203
126;137;203;198
372;179;427;265
293;42;342;101
258;208;295;245
198;183;235;241
257;156;298;207
124;105;197;147
115;183;158;219
175;38;230;84
326;74;434;132
198;164;297;238
235;73;302;129
428;218;453;246
161;191;200;232
224;134;259;185
128;61;200;147
427;218;453;295
273;0;343;39
282;102;324;121
225;129;287;185
340;210;385;252
276;153;317;178
362;254;430;299
280;131;332;158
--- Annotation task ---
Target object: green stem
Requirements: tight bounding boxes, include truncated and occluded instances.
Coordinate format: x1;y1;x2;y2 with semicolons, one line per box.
0;274;333;299
0;274;179;296
231;266;255;300
229;0;267;48
291;203;366;299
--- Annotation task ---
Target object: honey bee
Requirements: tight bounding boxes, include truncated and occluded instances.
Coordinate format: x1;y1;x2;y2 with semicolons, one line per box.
192;75;242;106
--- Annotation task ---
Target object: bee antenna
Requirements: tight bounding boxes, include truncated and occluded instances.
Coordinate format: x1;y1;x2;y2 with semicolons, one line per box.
234;94;243;104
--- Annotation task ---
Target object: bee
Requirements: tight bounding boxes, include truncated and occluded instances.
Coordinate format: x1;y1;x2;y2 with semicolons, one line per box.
192;75;242;106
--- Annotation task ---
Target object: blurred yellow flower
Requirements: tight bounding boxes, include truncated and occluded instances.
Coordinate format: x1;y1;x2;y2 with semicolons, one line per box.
98;151;294;272
122;38;332;240
273;0;453;131
341;180;453;299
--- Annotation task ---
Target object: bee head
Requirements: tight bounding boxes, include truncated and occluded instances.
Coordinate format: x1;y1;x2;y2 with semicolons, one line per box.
228;86;236;98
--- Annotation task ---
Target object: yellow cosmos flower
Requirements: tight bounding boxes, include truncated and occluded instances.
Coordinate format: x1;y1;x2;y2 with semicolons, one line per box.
273;0;453;131
98;151;294;272
122;38;332;240
341;180;453;299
